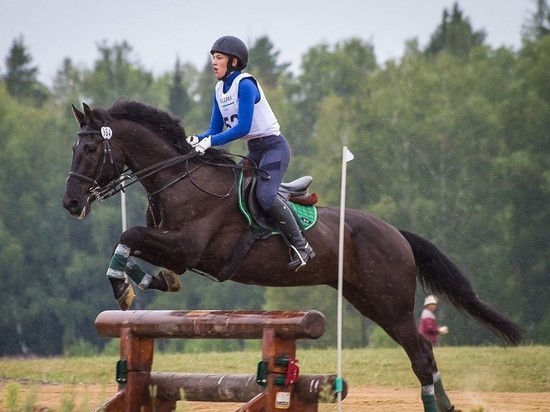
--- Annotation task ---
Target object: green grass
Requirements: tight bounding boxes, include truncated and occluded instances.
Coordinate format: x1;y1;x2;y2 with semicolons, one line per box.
1;345;549;392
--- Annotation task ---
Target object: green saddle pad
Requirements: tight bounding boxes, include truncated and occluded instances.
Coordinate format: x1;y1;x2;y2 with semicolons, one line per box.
238;173;317;232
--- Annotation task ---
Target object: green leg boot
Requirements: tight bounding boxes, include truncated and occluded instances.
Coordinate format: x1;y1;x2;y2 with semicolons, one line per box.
421;385;438;412
434;374;455;411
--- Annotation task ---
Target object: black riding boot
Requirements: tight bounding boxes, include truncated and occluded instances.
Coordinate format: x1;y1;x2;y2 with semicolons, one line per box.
267;196;315;271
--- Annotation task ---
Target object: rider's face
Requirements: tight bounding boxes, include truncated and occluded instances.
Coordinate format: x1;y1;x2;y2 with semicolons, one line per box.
212;53;235;80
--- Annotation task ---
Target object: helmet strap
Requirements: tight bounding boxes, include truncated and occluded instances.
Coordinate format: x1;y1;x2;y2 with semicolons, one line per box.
221;56;238;81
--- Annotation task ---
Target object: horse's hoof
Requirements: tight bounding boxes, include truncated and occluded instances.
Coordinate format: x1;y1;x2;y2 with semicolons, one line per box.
116;283;135;311
158;270;181;292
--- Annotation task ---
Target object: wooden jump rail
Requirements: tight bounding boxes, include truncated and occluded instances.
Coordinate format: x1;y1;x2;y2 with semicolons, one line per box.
94;309;347;412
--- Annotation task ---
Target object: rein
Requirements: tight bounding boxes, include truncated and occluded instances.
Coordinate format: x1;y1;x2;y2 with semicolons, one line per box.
68;126;269;202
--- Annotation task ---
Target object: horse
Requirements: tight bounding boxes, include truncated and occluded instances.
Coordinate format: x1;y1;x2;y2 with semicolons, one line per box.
63;100;523;412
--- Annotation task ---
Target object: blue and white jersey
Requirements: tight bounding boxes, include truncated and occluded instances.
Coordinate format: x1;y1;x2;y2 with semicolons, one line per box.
214;73;280;141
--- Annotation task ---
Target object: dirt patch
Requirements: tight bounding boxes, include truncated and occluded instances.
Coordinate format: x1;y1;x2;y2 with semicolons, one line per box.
1;382;549;411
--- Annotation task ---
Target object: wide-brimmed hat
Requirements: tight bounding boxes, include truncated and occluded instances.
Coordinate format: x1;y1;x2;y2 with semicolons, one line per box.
424;295;438;306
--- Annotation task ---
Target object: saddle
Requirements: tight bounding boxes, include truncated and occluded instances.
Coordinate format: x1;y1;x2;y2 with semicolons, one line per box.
238;172;318;232
210;171;318;282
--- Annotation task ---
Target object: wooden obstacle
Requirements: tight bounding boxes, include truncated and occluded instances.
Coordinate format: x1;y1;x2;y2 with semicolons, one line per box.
94;309;347;412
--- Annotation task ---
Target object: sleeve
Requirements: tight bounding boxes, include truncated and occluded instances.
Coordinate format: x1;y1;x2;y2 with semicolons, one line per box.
210;79;260;146
198;91;224;139
421;318;439;337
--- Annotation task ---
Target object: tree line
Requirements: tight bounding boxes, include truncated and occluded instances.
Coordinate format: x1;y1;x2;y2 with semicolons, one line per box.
0;3;549;356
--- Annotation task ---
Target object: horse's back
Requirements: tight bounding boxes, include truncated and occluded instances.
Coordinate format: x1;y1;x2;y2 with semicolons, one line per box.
315;206;412;257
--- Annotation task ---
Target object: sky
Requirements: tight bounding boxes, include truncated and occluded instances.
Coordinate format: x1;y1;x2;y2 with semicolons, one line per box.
0;0;535;86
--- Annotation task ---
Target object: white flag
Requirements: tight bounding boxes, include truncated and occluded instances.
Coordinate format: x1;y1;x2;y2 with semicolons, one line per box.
344;146;354;162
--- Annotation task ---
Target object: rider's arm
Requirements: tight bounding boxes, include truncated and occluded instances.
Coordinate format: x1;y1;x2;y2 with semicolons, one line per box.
198;92;224;139
209;79;260;146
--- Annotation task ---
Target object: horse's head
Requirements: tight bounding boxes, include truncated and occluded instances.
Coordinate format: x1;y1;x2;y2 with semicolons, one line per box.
63;102;126;219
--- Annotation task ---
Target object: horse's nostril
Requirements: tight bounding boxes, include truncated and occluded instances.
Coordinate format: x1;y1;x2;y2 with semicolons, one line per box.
63;198;81;214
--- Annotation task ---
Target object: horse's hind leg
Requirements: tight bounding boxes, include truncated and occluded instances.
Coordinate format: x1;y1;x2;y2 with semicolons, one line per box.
381;317;455;411
415;335;454;411
383;318;438;411
343;287;454;411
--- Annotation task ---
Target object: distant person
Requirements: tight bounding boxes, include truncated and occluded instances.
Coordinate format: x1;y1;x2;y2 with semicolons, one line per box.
418;295;448;345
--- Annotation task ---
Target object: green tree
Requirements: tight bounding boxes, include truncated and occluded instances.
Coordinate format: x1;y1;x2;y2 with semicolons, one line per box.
80;41;156;106
288;38;377;177
522;0;550;40
425;3;486;60
168;57;191;119
183;58;216;136
494;35;550;336
3;36;49;106
52;57;80;105
248;36;290;88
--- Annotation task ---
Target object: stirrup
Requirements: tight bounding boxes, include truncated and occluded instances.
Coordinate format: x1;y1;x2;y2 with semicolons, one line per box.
288;243;315;271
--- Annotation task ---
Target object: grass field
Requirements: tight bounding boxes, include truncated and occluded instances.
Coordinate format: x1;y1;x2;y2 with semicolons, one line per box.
1;345;549;411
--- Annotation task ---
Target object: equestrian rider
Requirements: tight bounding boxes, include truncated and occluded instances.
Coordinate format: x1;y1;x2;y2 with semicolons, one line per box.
187;35;314;270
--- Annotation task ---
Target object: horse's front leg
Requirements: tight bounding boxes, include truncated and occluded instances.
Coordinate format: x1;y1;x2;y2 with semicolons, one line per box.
106;227;192;310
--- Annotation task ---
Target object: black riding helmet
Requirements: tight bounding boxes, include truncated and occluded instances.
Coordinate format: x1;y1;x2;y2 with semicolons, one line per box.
210;36;248;71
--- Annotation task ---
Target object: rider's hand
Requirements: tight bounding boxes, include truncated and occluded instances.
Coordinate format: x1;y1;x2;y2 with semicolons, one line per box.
194;136;212;155
186;135;200;146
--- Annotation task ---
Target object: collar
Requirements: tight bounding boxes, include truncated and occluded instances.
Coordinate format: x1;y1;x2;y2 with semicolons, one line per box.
223;71;241;92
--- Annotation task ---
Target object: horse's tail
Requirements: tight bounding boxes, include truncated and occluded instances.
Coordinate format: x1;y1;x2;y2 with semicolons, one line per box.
400;230;524;346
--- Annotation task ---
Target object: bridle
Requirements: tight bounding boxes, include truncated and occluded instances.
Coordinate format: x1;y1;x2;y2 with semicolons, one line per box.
67;127;117;185
67;126;126;200
67;126;270;202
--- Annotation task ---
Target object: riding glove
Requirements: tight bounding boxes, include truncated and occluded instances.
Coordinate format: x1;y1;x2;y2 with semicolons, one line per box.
194;136;212;154
186;135;200;146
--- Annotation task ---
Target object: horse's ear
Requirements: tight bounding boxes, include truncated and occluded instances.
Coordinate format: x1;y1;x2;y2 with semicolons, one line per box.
72;104;86;127
82;102;94;121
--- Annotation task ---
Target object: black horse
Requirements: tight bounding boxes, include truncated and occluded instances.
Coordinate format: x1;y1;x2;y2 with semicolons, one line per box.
63;100;523;412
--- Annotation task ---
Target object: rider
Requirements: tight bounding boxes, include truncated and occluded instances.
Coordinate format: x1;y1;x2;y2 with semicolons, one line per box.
188;35;314;271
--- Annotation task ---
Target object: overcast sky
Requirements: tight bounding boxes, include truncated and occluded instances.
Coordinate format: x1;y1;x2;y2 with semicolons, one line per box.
0;0;535;86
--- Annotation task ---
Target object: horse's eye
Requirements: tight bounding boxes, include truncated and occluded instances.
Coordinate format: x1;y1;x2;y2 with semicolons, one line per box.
84;144;98;154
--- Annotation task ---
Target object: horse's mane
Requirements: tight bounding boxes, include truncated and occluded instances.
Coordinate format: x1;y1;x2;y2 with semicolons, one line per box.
107;99;187;145
97;99;235;163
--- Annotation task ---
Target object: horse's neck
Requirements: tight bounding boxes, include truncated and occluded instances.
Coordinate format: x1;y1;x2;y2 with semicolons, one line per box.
120;124;184;189
120;126;235;205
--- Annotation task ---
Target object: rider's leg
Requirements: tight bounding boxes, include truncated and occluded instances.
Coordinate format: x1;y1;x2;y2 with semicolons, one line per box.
250;135;314;270
266;195;315;270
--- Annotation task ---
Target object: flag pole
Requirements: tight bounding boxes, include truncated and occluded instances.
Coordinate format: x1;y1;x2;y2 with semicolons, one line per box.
121;182;128;232
121;182;128;282
336;146;353;410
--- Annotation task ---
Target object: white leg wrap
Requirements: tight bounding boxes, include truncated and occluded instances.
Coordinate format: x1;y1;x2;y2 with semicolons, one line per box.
114;244;131;257
138;273;153;290
106;244;131;279
421;384;435;396
106;268;126;279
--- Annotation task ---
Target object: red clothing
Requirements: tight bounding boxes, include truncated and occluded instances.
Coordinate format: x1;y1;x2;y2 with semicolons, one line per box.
419;308;440;344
